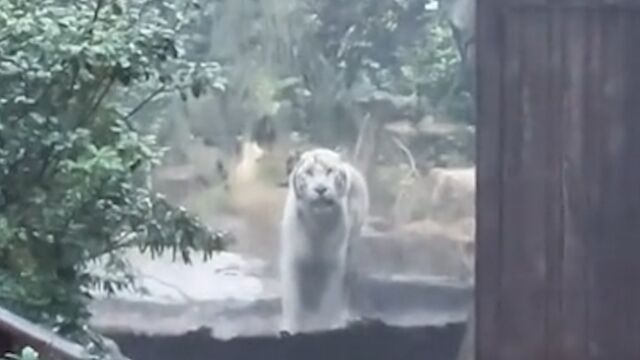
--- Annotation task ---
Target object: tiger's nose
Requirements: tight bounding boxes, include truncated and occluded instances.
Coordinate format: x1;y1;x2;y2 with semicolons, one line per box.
314;185;327;196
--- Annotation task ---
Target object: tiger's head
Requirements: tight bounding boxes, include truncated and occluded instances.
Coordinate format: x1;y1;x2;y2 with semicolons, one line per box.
290;148;349;211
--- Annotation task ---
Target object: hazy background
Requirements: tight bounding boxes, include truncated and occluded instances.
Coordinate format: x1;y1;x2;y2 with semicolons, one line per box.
147;0;476;272
87;0;478;339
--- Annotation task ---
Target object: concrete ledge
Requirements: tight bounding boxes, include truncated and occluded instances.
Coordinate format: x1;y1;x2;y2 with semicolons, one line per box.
91;275;472;339
107;321;466;360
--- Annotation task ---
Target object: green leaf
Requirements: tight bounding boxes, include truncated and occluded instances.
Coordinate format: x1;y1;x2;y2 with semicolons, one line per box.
0;0;227;346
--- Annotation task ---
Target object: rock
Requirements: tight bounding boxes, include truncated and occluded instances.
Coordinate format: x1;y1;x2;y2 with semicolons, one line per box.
88;249;279;339
416;119;473;138
372;167;476;279
88;250;273;305
90;270;471;340
423;167;475;224
384;121;419;140
367;216;394;233
88;248;472;340
359;225;473;279
389;167;475;225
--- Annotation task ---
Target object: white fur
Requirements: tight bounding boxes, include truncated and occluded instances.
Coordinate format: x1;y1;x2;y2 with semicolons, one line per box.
279;148;369;334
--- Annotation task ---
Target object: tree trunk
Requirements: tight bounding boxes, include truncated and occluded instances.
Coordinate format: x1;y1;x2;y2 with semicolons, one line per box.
353;113;382;180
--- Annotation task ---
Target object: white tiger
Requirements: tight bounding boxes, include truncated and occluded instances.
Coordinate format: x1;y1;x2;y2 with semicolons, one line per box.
279;148;369;334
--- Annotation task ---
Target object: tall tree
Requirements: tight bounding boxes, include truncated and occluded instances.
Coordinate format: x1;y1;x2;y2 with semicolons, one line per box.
0;0;227;341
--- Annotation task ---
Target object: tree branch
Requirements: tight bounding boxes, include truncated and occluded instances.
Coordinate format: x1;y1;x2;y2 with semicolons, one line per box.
92;0;105;22
121;85;167;123
0;56;22;68
83;75;116;125
87;234;139;262
391;136;417;177
137;272;197;303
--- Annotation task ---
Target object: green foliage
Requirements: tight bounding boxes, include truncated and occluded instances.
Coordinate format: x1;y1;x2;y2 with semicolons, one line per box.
301;0;465;102
286;0;473;144
2;347;39;360
397;15;473;122
307;0;437;86
153;0;472;163
0;0;228;339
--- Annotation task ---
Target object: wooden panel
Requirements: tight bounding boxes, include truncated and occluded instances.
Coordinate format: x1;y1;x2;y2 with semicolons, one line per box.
476;2;640;360
506;0;640;9
556;10;589;360
602;0;640;6
498;10;551;360
587;11;640;360
474;0;504;357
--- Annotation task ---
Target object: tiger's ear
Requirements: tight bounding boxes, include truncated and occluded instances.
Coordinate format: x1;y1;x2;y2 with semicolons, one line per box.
333;146;347;160
292;172;306;198
335;167;349;197
283;149;302;186
291;162;306;198
285;151;299;177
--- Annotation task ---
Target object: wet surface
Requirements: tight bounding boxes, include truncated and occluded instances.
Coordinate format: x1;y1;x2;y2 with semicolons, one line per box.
91;273;472;339
90;244;473;360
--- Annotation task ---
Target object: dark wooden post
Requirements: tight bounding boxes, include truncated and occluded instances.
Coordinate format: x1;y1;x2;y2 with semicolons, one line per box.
476;0;640;359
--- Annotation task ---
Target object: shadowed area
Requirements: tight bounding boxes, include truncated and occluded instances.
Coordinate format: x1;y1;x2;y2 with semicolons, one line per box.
108;321;465;360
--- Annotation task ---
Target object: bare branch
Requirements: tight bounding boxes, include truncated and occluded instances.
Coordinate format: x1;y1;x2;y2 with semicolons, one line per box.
0;56;21;68
137;272;197;303
121;86;167;123
92;0;106;22
391;136;418;177
83;75;117;125
390;136;420;226
87;232;140;262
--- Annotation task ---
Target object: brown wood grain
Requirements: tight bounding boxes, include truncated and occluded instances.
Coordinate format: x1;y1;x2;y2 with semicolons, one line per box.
475;0;504;358
556;10;590;360
476;2;640;359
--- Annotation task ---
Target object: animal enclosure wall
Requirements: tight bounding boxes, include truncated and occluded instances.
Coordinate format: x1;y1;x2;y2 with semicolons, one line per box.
476;0;640;359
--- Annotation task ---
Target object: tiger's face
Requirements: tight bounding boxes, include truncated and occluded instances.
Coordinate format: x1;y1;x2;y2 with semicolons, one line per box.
291;149;349;211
